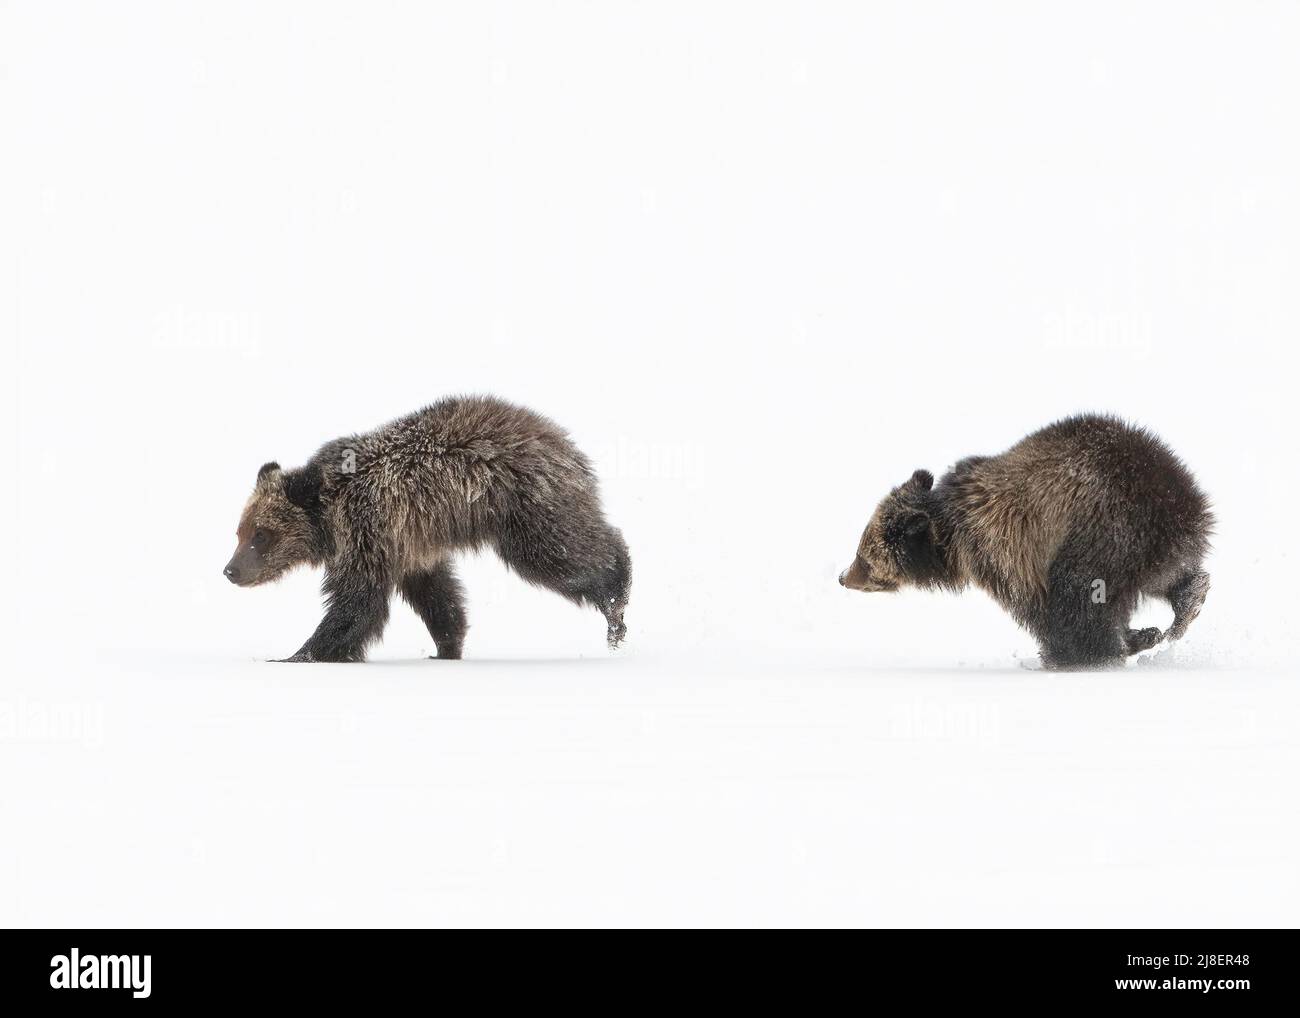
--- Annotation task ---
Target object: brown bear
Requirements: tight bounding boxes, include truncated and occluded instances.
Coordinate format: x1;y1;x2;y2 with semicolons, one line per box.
224;395;630;662
839;414;1213;669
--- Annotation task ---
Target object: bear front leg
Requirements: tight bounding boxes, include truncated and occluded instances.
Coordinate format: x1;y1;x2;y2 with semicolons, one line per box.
276;569;391;663
398;562;468;659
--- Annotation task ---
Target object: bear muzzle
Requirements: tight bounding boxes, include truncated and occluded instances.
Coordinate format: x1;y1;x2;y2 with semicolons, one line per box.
839;559;898;593
224;542;265;586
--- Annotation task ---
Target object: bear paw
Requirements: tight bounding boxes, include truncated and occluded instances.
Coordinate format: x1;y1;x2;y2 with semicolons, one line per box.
1125;627;1164;655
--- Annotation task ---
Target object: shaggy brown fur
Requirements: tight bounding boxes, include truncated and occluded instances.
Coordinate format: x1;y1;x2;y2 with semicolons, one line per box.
225;396;630;661
839;414;1214;669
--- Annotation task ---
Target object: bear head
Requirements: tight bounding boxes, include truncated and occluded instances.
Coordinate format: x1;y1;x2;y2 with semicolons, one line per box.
839;468;944;593
224;461;325;586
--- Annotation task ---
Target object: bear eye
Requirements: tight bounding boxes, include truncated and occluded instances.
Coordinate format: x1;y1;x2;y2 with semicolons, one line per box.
251;528;271;550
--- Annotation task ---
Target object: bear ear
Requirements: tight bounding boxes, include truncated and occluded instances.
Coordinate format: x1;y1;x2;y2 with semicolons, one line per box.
257;461;281;482
283;464;323;513
906;468;933;492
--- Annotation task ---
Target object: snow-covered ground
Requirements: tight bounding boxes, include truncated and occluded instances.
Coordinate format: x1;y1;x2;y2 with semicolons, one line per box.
3;3;1298;926
5;642;1297;927
5;535;1297;927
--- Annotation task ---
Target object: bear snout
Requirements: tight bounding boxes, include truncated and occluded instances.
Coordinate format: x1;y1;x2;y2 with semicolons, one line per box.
224;552;262;586
840;559;897;593
840;560;869;591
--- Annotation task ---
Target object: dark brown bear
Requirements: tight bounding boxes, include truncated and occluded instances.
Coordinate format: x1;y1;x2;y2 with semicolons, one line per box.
225;395;630;662
839;414;1213;669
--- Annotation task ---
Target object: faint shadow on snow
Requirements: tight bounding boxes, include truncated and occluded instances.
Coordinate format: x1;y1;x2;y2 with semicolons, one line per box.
363;655;618;667
1012;641;1229;672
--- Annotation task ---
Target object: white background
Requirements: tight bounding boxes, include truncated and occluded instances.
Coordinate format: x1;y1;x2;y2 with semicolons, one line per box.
3;1;1298;926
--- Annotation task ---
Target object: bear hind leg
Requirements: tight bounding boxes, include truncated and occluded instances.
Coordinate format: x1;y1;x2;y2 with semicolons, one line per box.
1164;568;1210;643
497;519;631;649
591;534;631;649
1124;626;1164;654
1037;542;1131;670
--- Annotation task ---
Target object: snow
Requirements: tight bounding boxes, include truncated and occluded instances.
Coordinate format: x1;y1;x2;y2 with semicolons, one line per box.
7;640;1297;927
3;2;1299;927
